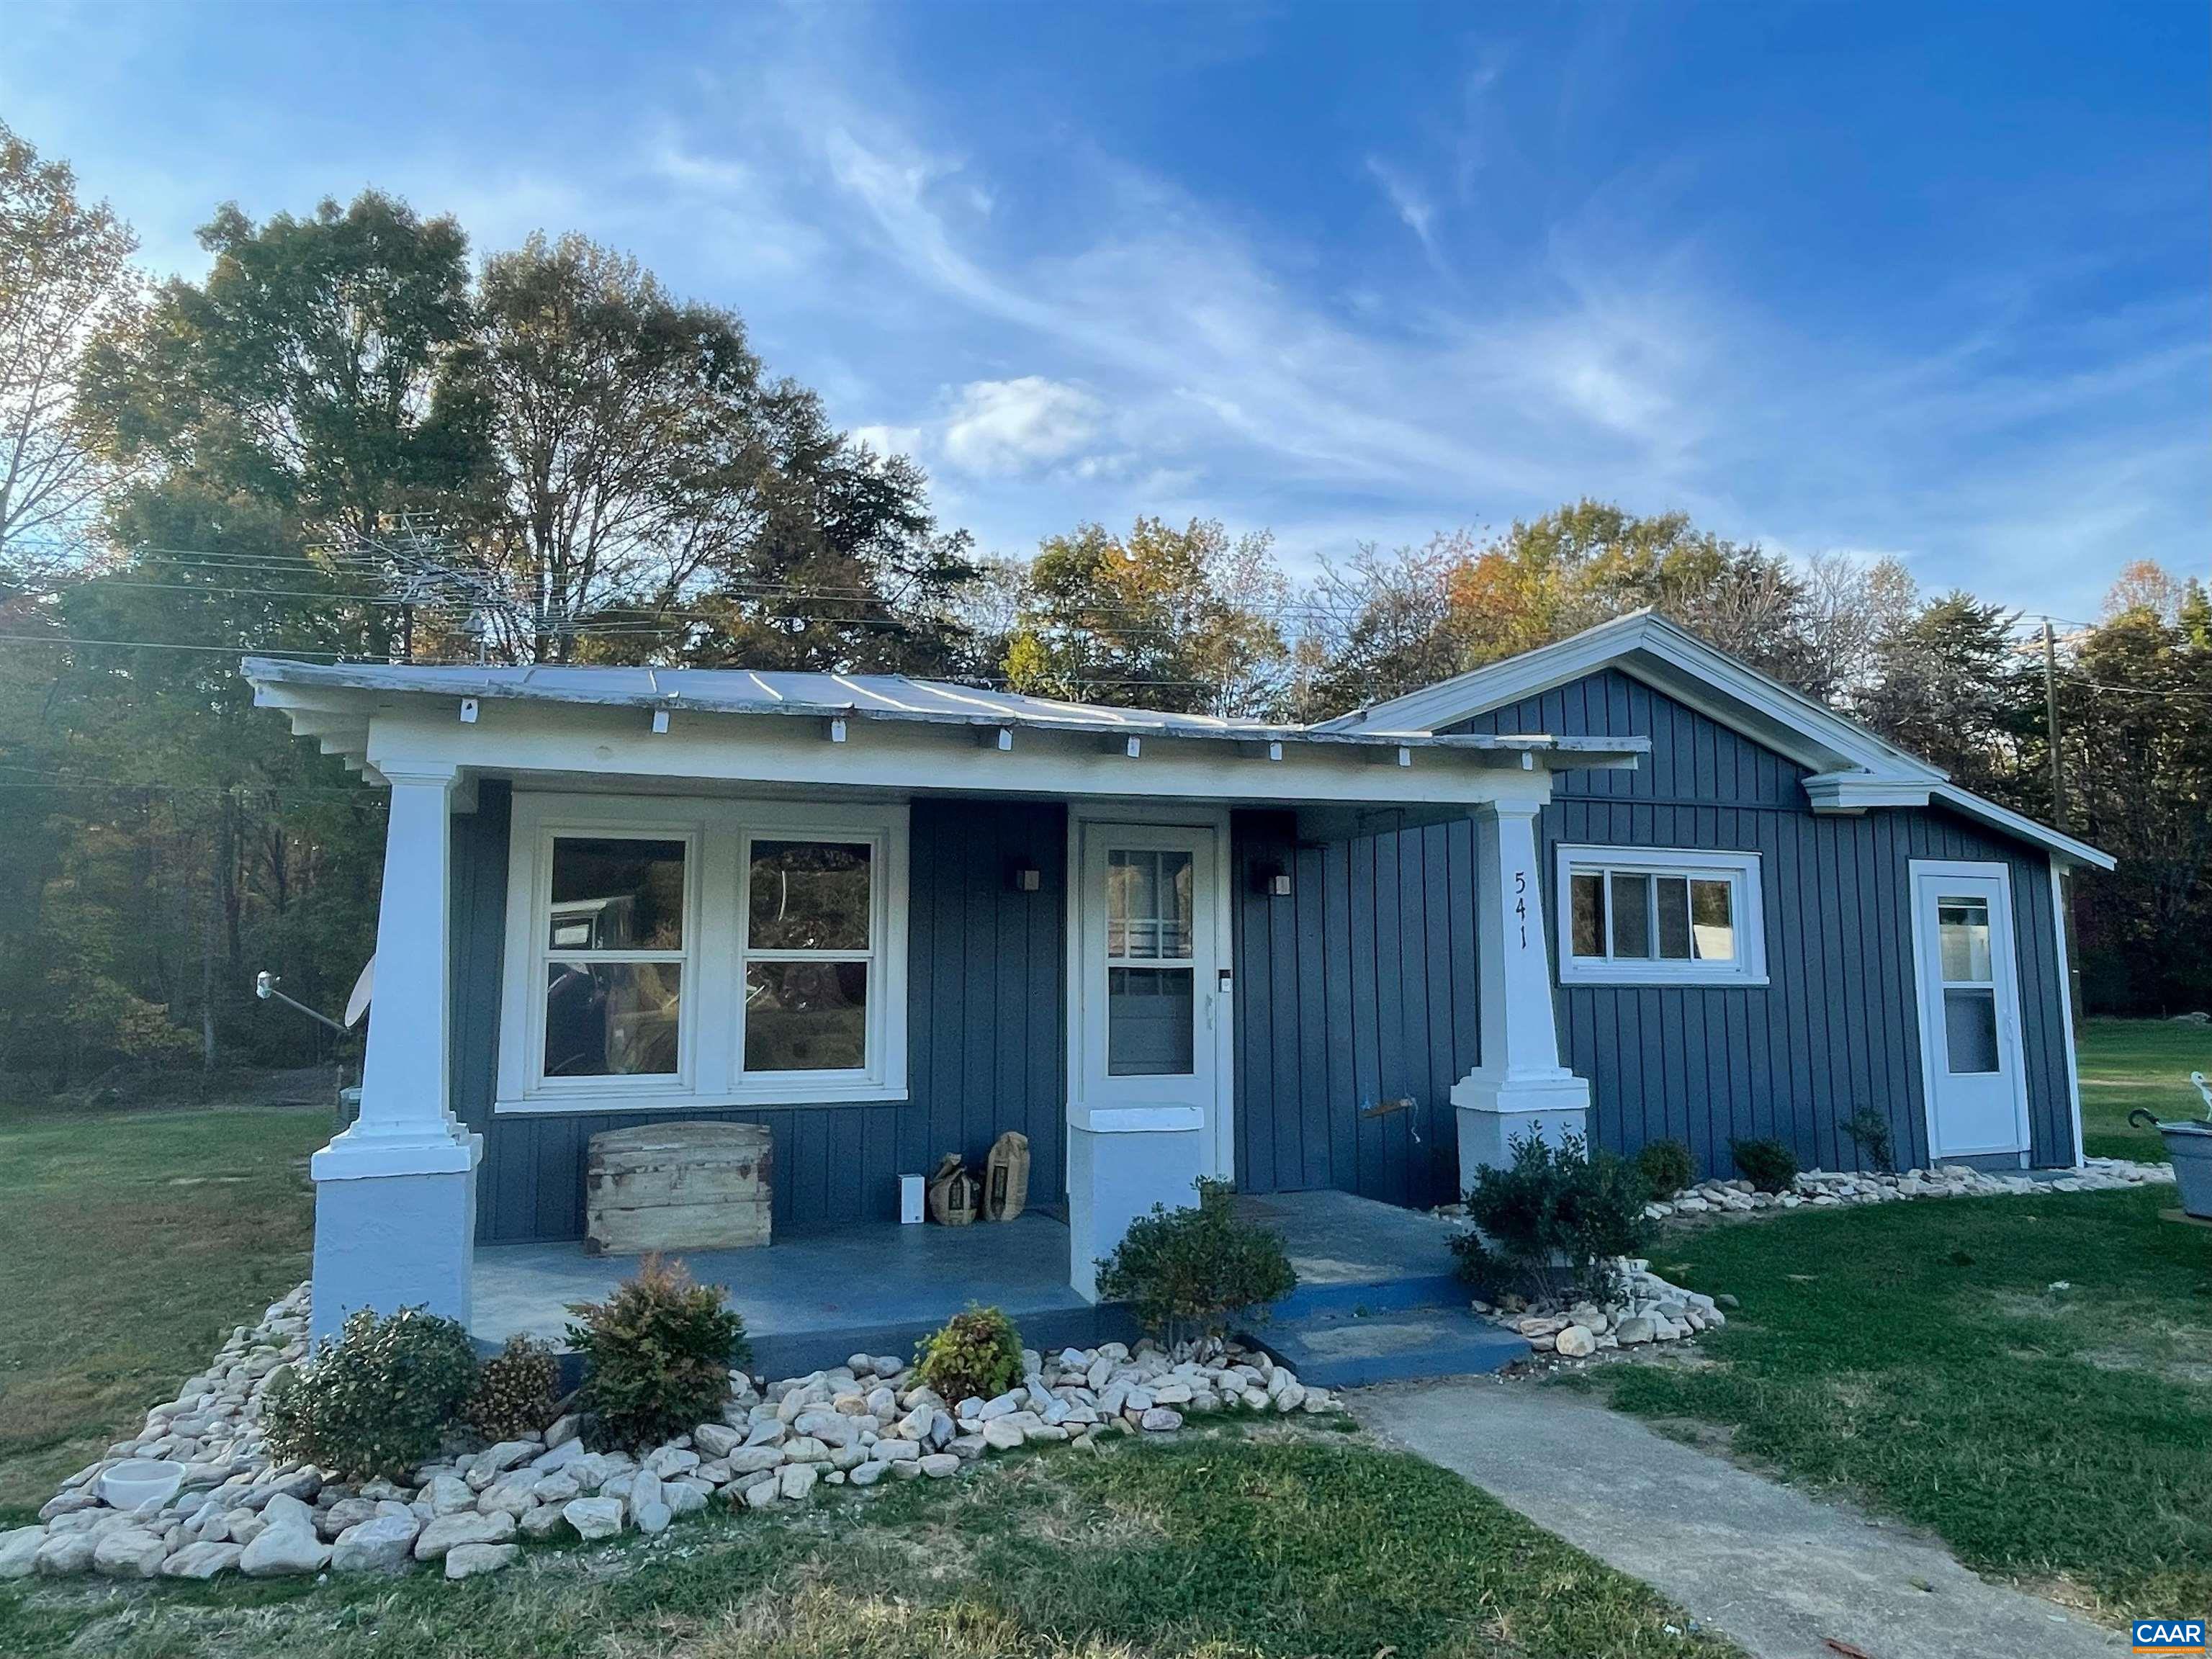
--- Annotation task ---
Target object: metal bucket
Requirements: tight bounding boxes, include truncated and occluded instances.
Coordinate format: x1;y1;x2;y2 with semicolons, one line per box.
2137;1110;2212;1219
2160;1120;2212;1220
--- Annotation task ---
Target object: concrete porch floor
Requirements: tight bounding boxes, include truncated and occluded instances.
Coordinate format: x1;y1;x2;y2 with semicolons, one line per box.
472;1187;1473;1379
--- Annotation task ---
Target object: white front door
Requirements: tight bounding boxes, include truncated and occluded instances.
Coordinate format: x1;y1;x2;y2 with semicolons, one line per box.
1074;821;1228;1173
1910;860;2031;1159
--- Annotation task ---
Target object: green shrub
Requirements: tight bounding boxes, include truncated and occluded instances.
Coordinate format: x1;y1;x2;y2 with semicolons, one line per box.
1454;1131;1650;1305
464;1333;559;1442
565;1255;749;1452
1843;1109;1897;1174
913;1305;1025;1406
1635;1138;1696;1200
1730;1136;1800;1194
264;1305;479;1481
1094;1178;1298;1343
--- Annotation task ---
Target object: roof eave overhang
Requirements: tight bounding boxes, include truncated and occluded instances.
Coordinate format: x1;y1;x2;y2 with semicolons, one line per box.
244;660;1650;808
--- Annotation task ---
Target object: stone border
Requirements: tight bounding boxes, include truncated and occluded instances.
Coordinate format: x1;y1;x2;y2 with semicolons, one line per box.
1;1285;1337;1586
1640;1155;2172;1220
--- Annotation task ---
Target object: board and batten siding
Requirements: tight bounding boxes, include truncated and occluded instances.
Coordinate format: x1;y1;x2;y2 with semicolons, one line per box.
1449;667;2076;1173
1230;811;1481;1211
451;792;1069;1244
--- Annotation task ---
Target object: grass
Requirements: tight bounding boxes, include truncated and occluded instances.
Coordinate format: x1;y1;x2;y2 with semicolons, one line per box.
0;1428;1737;1658
2078;1017;2211;1159
0;1089;324;1523
1593;1184;2212;1622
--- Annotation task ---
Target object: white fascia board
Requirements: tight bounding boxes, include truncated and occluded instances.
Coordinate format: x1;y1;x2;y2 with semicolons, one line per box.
359;696;1645;811
1326;611;1944;787
1930;785;2116;871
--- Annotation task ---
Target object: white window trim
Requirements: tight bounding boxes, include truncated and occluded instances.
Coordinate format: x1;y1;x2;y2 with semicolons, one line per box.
1554;844;1768;986
496;792;909;1115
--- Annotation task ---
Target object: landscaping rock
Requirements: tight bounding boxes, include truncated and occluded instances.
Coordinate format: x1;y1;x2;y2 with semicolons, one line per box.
161;1541;243;1580
239;1519;331;1577
93;1527;170;1579
1615;1317;1656;1346
778;1462;819;1502
35;1531;96;1576
413;1511;515;1562
445;1542;518;1579
1555;1326;1598;1358
0;1527;45;1580
1139;1408;1184;1433
919;1453;961;1478
331;1513;418;1574
562;1497;624;1541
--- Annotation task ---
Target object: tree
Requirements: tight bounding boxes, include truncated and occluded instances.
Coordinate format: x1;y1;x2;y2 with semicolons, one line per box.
0;122;140;574
1853;591;2029;798
1005;516;1288;716
1293;532;1472;716
457;233;763;661
78;190;481;657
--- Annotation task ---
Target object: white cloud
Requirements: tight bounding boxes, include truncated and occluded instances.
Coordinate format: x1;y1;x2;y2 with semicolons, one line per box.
846;423;923;457
1364;156;1438;257
940;377;1105;475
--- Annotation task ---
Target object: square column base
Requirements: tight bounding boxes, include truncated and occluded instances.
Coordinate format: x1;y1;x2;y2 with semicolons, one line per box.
1066;1106;1205;1303
1451;1070;1591;1190
310;1142;481;1345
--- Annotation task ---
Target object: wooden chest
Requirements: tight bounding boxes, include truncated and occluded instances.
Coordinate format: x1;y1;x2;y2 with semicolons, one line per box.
585;1122;773;1255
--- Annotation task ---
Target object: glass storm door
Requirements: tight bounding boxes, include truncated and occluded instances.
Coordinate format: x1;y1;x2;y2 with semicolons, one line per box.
1910;862;2030;1158
1076;823;1222;1141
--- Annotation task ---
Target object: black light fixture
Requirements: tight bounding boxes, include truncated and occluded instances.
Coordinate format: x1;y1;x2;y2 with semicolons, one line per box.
1254;861;1292;898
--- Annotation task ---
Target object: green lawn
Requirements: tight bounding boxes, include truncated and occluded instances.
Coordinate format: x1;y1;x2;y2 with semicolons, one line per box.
2078;1017;2211;1160
0;1417;1734;1659
1596;1184;2212;1622
0;1092;324;1523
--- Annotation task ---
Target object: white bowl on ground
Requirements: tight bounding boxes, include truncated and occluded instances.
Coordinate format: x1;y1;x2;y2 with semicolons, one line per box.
98;1460;184;1511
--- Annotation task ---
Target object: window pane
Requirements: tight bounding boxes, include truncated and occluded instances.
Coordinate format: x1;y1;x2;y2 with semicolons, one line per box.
1164;853;1192;956
1691;879;1736;962
1570;873;1604;958
549;838;685;950
543;962;680;1077
1655;876;1692;960
749;840;871;952
1108;966;1195;1076
1609;873;1652;958
1943;987;2000;1074
745;961;868;1071
1938;899;1992;982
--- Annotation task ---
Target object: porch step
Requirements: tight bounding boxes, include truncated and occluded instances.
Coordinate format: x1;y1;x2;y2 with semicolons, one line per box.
1273;1271;1469;1320
1246;1302;1531;1390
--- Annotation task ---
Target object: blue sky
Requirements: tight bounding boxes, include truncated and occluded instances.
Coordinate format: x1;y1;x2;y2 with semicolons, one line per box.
5;1;2205;618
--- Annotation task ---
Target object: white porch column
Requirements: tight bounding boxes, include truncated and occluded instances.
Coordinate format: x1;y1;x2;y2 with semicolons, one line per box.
1450;798;1590;1184
1065;1105;1205;1302
309;762;482;1344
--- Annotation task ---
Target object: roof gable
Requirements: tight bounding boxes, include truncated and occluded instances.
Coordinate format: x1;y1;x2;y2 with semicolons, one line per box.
1324;611;2113;870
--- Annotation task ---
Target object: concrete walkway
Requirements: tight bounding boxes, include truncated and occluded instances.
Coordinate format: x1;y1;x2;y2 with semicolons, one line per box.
1352;1380;2122;1659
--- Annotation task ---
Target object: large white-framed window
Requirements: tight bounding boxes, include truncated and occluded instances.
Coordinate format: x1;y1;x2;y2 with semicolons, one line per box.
497;793;908;1113
1555;845;1767;986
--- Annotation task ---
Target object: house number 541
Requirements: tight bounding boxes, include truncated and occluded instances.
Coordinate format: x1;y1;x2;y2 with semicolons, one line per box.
1514;870;1529;947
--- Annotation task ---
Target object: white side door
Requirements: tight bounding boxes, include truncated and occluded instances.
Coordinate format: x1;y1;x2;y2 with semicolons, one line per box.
1074;822;1226;1171
1910;860;2031;1159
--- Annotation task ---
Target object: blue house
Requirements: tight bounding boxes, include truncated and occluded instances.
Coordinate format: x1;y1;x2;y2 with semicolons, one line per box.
245;611;2111;1349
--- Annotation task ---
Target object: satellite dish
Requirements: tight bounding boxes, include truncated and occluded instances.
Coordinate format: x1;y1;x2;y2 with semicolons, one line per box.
344;957;374;1028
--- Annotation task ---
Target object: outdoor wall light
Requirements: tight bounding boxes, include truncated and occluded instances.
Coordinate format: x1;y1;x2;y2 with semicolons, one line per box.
1254;862;1292;898
1010;863;1043;893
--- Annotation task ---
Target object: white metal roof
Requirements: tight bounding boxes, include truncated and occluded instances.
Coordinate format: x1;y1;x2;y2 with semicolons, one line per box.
240;657;1650;792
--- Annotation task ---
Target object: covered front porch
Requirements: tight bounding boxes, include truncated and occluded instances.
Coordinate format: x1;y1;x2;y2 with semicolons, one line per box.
241;658;1645;1348
472;1189;1524;1383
